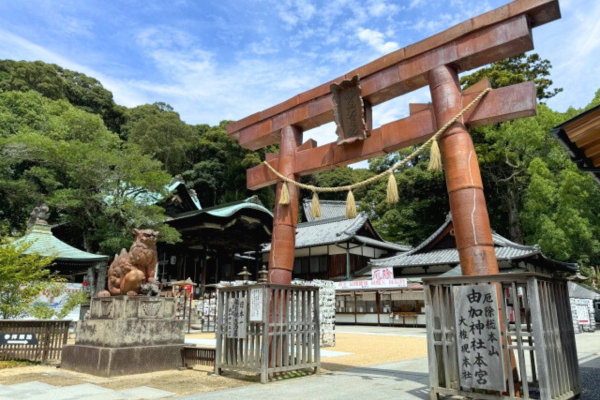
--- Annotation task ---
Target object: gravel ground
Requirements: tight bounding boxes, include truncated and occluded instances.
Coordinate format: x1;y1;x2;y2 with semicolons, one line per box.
580;356;600;400
0;363;251;397
185;330;428;371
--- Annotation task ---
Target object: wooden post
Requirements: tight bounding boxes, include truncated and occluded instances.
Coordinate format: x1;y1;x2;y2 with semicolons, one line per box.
428;65;499;276
268;125;302;285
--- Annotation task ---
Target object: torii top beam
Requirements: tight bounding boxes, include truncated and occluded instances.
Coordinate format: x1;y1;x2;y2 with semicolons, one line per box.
228;0;560;152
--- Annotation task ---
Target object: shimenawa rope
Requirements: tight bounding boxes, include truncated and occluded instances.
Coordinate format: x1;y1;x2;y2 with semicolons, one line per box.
265;88;491;218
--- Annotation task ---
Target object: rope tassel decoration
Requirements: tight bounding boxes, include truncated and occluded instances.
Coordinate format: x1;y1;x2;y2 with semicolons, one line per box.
346;190;357;219
279;181;290;205
311;191;321;219
386;173;399;204
428;139;443;172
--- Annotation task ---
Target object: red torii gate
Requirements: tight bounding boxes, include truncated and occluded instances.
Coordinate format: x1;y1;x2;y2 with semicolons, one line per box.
227;0;560;284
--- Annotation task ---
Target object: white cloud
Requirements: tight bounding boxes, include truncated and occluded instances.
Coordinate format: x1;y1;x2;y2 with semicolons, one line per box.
357;28;399;54
409;0;425;9
136;27;194;49
249;39;279;55
368;0;399;17
275;0;317;28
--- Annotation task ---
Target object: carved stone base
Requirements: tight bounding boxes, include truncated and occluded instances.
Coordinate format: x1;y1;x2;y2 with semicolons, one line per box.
61;296;185;376
61;344;183;377
75;319;184;347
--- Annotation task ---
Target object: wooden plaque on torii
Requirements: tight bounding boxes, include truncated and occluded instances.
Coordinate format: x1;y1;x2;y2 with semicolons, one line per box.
227;0;561;284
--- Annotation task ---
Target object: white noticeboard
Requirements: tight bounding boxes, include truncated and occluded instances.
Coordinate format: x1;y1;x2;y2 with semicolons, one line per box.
249;288;264;322
227;298;247;339
577;304;590;324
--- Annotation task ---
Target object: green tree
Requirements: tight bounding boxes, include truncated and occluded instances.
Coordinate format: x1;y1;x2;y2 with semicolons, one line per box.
0;90;180;255
183;121;276;209
0;237;56;319
0;60;126;134
460;53;563;102
123;103;195;174
363;148;448;245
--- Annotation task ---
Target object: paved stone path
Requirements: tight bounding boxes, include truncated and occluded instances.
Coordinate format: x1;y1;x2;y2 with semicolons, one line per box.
176;330;600;400
0;382;174;400
177;358;430;400
2;328;598;399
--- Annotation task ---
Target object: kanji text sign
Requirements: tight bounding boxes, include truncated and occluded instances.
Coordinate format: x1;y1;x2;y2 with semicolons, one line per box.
249;288;264;322
453;285;506;392
0;333;38;345
227;298;247;339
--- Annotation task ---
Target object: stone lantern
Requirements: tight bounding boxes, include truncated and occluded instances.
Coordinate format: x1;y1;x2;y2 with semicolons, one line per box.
257;265;268;283
237;266;252;282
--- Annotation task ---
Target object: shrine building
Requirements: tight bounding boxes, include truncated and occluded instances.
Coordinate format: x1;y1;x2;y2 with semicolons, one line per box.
369;213;579;278
259;198;411;281
157;180;273;294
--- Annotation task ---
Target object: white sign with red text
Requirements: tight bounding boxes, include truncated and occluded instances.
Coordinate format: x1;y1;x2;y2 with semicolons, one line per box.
334;277;408;290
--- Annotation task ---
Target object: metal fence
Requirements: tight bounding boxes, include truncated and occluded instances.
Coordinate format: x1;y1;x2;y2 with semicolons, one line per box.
424;273;580;400
215;284;320;383
0;320;71;363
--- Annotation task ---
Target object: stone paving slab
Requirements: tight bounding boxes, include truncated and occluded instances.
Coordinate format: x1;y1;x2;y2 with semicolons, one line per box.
0;381;57;398
42;383;117;400
175;358;431;400
118;386;176;399
77;392;132;400
0;380;176;400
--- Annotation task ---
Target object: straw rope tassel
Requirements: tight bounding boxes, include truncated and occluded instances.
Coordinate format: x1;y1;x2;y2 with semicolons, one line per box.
311;191;321;219
386;173;399;204
279;181;290;205
428;139;443;172
345;190;357;218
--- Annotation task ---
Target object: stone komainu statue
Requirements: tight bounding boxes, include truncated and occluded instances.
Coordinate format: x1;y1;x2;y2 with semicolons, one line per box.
102;229;159;296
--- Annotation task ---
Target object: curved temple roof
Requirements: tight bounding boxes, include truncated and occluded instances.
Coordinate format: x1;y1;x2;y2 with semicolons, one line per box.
262;212;411;253
13;223;108;262
370;214;578;273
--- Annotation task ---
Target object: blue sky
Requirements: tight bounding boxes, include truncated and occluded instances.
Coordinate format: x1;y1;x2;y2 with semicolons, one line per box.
0;0;599;164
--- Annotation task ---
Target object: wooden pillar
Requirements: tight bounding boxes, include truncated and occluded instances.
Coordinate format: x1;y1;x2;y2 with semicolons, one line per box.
201;245;207;293
268;125;302;284
428;65;499;276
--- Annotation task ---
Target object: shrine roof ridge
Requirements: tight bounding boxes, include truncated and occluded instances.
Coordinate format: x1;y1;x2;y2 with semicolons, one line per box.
227;0;560;144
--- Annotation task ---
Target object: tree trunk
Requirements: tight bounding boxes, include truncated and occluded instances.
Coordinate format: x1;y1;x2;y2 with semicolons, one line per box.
83;233;93;253
507;187;523;244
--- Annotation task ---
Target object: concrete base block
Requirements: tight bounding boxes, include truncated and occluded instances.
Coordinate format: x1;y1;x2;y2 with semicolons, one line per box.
61;344;183;377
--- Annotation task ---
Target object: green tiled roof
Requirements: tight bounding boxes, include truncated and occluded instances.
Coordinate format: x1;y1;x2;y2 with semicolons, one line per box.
13;224;108;262
171;196;273;221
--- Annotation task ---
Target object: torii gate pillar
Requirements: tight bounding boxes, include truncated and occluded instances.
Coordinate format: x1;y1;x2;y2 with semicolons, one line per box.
429;65;499;276
268;125;302;284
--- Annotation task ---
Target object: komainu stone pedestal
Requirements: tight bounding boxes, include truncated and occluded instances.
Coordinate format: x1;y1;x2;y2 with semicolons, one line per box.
61;296;184;377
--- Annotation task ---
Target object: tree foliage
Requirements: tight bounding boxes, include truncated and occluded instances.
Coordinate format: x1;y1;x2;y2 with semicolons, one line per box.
0;60;127;134
182;121;276;209
124;103;195;175
0;90;179;255
460;53;563;102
